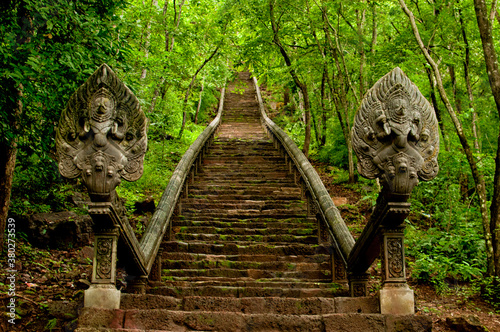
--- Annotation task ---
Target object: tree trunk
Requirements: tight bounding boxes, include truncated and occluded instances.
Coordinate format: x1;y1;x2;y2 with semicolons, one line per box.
269;0;311;157
0;85;22;252
284;86;290;107
473;0;500;276
356;6;366;98
194;79;204;124
319;66;328;146
178;46;219;139
425;67;450;151
140;0;157;79
322;9;355;183
459;7;481;154
400;0;495;276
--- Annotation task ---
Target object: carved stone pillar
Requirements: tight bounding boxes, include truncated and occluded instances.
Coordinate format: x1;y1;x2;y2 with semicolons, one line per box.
306;191;317;223
149;248;163;282
350;67;440;311
85;227;121;309
379;226;414;314
332;248;348;283
126;275;148;294
348;272;370;297
56;64;148;310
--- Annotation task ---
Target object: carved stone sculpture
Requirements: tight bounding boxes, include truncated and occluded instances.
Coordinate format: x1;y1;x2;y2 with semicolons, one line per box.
352;67;439;195
56;64;147;202
56;64;148;309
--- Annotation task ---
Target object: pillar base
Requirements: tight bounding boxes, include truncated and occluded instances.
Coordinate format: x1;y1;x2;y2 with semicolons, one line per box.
379;285;414;315
84;284;121;309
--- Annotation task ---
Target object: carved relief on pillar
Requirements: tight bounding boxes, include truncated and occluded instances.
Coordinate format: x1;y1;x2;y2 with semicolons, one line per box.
332;249;347;282
381;228;406;284
348;273;370;297
352;67;439;195
92;229;119;284
56;64;147;202
96;238;113;280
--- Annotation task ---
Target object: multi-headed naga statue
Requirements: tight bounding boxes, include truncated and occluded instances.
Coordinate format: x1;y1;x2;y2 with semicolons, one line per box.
352;67;439;196
56;64;147;203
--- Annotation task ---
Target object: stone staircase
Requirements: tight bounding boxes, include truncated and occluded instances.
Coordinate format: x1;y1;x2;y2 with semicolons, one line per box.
76;73;431;331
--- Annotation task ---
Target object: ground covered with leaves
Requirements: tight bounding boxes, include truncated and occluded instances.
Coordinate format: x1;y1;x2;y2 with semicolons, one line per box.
0;240;92;331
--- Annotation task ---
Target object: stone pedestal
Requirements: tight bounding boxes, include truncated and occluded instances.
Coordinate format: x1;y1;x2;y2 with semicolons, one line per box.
379;285;415;315
84;284;121;309
85;227;121;309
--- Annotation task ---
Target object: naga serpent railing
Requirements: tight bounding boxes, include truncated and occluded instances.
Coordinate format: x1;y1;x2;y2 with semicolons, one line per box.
253;77;355;285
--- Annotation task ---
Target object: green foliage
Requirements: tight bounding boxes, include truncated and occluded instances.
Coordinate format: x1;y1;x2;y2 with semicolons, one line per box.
10;152;77;215
317;136;349;169
405;150;490;291
478;276;500;311
116;136;196;212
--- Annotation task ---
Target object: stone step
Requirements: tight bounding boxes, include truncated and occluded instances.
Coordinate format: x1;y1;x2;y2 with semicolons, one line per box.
178;199;306;211
189;177;295;185
193;174;292;182
162;258;327;272
171;226;316;235
155;276;334;284
161;267;331;280
121;294;375;314
161;241;332;256
172;218;313;228
186;193;301;200
176;210;307;219
162;253;329;264
186;187;302;197
172;233;318;244
199;164;288;172
78;307;430;332
201;157;286;164
148;285;343;298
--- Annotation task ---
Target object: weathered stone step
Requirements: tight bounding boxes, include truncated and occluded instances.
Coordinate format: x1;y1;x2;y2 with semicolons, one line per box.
214;137;269;143
161;268;331;280
121;294;378;314
187;193;300;201
162;258;327;272
171;225;316;236
162;241;331;256
172;233;318;244
187;187;301;197
162;253;329;264
155;276;333;284
149;285;341;298
207;145;277;152
179;199;305;211
172;218;313;228
78;307;428;332
202;156;286;164
199;164;286;171
192;175;293;183
156;280;339;291
195;169;294;183
177;210;307;219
